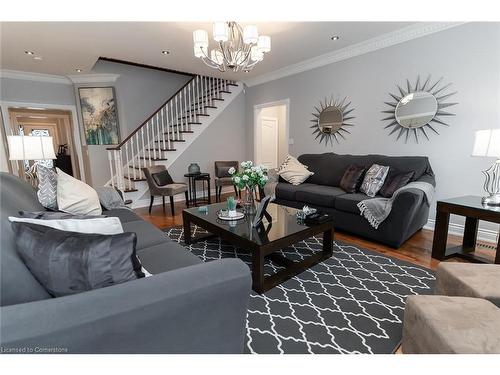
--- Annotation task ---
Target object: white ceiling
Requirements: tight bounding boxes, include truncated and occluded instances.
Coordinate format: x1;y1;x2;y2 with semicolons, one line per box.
0;22;414;80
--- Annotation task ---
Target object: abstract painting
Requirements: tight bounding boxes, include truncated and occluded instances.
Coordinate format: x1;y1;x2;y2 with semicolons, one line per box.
78;87;120;145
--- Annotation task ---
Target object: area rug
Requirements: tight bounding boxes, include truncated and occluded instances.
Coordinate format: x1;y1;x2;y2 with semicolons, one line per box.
165;226;435;354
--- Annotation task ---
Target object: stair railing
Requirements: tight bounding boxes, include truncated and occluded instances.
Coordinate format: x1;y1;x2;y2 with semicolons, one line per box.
106;75;233;192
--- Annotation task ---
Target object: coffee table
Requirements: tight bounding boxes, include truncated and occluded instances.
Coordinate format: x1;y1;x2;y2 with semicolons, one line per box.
182;202;335;294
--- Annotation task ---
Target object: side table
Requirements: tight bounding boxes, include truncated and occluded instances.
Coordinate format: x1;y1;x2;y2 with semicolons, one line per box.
431;196;500;264
184;172;211;207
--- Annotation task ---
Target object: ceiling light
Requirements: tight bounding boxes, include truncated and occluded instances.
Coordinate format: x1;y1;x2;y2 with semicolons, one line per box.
33;56;43;61
193;22;271;72
331;36;340;41
25;51;35;55
75;68;83;73
161;50;170;55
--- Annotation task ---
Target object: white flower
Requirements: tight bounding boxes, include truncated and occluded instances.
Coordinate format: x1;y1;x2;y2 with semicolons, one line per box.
228;167;236;175
262;175;269;182
234;176;241;184
242;175;249;181
240;161;248;169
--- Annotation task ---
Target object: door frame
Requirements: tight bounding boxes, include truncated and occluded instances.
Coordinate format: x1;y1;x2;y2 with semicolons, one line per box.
253;98;290;166
0;101;87;182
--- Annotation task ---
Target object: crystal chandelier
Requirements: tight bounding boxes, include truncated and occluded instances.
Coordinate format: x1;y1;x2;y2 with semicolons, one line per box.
193;22;271;72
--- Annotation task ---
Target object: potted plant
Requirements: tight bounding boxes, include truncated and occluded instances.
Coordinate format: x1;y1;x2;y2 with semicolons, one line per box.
229;161;268;214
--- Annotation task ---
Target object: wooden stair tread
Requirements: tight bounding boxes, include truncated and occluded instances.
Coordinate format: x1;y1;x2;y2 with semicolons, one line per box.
124;176;146;182
139;156;169;161
147;147;177;151
164;130;193;134
124;188;138;193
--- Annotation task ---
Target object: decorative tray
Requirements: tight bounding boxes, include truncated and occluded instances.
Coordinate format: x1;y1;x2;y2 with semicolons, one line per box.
217;210;245;221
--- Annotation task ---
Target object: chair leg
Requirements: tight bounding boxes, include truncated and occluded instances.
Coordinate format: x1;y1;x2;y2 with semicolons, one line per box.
149;195;154;214
185;191;189;208
162;196;165;211
233;185;238;198
170;196;175;216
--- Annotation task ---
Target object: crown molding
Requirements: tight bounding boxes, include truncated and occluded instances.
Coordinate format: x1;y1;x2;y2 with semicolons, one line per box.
244;22;466;88
66;73;120;84
0;69;71;84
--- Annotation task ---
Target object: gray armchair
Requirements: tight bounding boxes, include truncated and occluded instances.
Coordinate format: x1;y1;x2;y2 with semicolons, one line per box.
142;166;188;215
214;161;240;202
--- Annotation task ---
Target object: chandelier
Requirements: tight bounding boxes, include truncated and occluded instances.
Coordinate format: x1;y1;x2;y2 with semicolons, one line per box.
193;22;271;72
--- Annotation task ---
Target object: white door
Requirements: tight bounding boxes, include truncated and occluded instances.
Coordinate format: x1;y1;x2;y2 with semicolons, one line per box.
260;116;279;169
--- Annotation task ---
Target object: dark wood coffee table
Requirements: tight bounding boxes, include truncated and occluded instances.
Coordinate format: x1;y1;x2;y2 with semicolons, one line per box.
431;196;500;264
182;202;335;294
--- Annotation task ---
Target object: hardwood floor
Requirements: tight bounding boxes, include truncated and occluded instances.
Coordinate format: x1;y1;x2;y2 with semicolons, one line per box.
134;192;497;271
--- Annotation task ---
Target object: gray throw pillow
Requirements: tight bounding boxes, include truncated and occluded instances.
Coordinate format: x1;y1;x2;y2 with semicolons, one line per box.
339;165;366;193
360;164;390;197
18;210;106;220
152;170;173;186
11;222;144;297
94;186;126;210
36;165;58;210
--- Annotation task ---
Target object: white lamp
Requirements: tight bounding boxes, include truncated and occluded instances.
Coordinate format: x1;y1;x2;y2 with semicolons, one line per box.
243;25;258;44
213;22;229;42
7;135;56;186
471;129;500;206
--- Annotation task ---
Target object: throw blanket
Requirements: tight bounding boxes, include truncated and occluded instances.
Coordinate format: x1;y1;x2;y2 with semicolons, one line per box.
357;181;434;229
263;168;279;200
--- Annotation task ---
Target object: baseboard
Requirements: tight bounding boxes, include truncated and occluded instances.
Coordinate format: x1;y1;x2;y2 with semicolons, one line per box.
132;186;236;210
424;219;499;244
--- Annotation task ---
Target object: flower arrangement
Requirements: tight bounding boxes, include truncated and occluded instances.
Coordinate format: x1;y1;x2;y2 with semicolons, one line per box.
228;161;269;190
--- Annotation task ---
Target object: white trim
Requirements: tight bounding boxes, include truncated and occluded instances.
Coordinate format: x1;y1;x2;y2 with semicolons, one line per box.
244;22;465;88
424;219;499;244
67;74;120;84
253;99;290;163
0;69;71;84
0;100;87;183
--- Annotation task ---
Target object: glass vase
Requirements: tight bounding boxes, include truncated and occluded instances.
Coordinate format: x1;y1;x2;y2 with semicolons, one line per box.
243;186;257;214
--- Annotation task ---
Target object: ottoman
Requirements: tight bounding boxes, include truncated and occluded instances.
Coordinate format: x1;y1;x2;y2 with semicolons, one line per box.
402;295;500;354
435;263;500;307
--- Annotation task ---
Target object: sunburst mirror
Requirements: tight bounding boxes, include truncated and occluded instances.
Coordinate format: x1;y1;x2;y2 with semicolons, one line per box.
310;96;355;145
382;75;458;143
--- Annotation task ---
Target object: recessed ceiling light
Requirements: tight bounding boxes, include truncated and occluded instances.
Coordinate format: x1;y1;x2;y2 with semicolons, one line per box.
161;50;170;55
75;68;83;73
25;51;35;55
33;56;43;61
331;36;340;41
244;69;250;73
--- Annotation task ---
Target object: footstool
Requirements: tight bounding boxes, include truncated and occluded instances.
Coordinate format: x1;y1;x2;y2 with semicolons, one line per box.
435;263;500;307
402;295;500;354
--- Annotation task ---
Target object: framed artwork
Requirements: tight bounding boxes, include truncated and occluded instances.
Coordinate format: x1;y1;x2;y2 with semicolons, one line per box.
78;87;120;145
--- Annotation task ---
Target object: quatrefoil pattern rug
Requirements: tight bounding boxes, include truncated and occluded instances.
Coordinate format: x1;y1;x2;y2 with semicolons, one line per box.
165;226;435;354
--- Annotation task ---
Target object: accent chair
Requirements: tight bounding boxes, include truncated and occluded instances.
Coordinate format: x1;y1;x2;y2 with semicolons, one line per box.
142;166;189;215
214;161;240;202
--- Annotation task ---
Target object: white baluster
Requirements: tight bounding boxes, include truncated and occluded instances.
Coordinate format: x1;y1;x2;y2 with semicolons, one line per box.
161;107;166;155
169;101;174;149
175;95;180;140
108;150;115;187
141;127;146;169
131;137;137;180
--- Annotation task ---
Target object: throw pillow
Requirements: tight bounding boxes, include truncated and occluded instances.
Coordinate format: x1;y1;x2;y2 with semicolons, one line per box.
360;164;390;197
379;171;415;198
339;165;366;193
36;165;58;210
11;222;144;297
18;211;106;220
9;216;124;235
152;170;174;186
277;155;314;185
94;186;126;210
56;168;102;215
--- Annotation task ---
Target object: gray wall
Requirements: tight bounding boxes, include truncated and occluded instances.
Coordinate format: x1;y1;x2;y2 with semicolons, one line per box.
167;91;247;187
0;77;75;105
245;22;500;233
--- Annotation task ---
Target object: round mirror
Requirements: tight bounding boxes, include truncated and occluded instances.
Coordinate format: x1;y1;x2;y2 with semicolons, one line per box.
395;91;438;129
319;106;343;134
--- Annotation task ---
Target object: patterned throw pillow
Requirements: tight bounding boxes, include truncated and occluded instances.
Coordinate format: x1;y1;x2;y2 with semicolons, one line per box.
277;155;314;186
36;165;58;210
360;164;390;197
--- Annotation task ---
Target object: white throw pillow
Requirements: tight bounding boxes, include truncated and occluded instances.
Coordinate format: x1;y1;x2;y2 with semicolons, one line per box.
8;216;123;235
56;168;102;215
277;155;314;185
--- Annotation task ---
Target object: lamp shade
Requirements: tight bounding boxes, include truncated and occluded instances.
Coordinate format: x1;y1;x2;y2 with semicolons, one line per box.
257;35;271;53
193;42;208;58
7;135;56;161
213;22;229;42
472;129;500;158
243;25;258;44
250;46;264;62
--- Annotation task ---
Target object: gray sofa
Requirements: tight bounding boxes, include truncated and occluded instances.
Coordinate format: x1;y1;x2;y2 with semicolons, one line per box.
273;153;436;248
0;172;251;353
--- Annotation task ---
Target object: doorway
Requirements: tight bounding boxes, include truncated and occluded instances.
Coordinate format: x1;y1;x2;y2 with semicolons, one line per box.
7;107;82;180
254;99;289;169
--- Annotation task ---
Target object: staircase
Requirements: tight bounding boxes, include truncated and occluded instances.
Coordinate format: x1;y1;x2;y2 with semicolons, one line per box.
106;75;241;206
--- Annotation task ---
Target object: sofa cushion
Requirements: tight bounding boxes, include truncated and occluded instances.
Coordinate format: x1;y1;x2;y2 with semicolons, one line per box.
334;193;368;214
1;173;52;306
275;182;302;201
122;220;168;250
137;242;202;274
295;185;346;208
106;208;142;223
